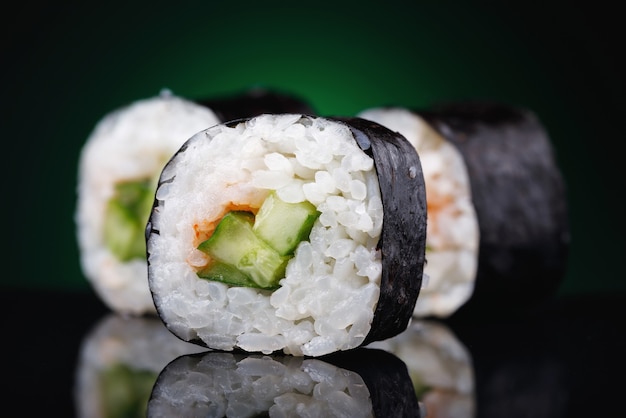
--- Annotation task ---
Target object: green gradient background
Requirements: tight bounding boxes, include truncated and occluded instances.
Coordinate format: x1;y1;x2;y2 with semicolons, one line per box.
4;1;624;294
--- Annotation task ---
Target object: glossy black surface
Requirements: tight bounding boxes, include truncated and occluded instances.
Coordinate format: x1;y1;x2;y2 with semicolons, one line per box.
2;287;624;417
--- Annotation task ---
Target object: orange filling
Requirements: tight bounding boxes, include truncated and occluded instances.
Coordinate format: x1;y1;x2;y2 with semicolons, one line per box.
192;202;259;248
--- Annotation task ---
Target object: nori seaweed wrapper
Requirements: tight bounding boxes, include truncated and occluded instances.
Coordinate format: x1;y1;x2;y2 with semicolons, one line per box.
335;117;427;343
417;101;570;315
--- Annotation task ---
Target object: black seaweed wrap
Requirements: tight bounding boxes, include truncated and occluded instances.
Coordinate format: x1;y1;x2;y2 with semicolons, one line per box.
418;101;570;314
335;117;427;343
146;114;428;354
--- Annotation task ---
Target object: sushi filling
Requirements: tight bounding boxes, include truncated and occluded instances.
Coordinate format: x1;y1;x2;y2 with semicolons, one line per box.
103;177;157;262
195;192;320;290
358;108;479;317
148;114;385;356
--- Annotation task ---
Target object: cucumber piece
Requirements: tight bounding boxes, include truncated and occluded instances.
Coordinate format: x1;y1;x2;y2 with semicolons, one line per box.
197;261;271;289
197;211;288;289
103;199;146;261
103;179;154;261
115;179;153;213
253;192;320;256
99;364;156;418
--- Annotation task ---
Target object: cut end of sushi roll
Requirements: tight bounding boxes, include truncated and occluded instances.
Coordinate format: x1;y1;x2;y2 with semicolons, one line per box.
146;114;426;356
75;91;221;316
148;350;419;417
358;107;480;318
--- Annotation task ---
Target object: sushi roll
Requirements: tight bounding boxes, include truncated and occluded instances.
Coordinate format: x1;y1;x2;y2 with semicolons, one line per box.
76;88;316;316
75;90;221;316
358;101;569;317
147;349;420;417
146;114;427;356
73;314;205;418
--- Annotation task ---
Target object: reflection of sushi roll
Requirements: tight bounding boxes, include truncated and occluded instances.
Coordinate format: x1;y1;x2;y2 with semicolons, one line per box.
73;313;205;418
146;114;427;356
147;349;419;417
367;320;475;417
76;91;221;316
323;348;421;417
358;102;569;317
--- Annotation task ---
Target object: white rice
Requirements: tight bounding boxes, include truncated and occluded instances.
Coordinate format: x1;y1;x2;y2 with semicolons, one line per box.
358;108;480;318
148;114;384;357
75;90;221;315
148;352;374;417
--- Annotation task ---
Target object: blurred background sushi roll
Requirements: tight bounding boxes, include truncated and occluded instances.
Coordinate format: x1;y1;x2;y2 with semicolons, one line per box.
147;348;419;417
75;88;317;316
358;101;570;318
73;313;205;418
75;90;221;316
146;114;427;356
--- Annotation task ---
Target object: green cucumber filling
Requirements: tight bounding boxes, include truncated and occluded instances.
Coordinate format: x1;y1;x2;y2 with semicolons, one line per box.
197;192;320;290
103;178;155;261
410;372;434;399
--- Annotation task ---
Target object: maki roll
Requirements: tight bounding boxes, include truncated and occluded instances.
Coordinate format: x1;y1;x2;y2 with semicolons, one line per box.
76;88;317;316
358;101;569;317
146;114;427;356
75;90;221;316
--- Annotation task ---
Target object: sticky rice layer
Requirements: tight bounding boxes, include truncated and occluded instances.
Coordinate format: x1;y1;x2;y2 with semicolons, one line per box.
76;91;221;315
148;114;384;356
